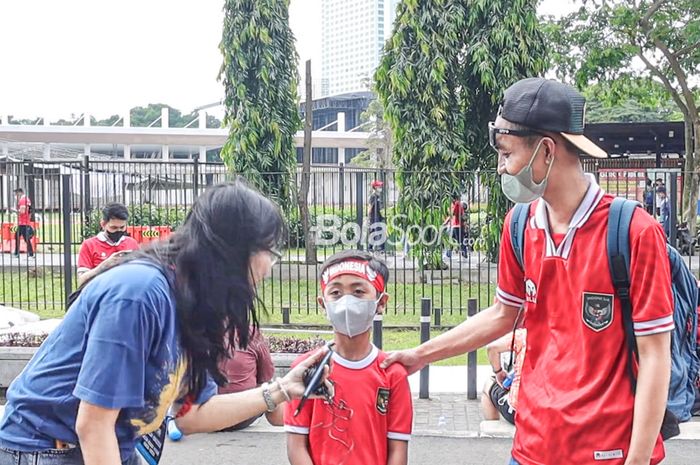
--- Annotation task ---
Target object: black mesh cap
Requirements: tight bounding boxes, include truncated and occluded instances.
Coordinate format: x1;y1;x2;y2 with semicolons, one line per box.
500;78;586;135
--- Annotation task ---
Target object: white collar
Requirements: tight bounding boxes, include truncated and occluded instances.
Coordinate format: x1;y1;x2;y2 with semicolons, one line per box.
533;173;605;258
331;344;379;370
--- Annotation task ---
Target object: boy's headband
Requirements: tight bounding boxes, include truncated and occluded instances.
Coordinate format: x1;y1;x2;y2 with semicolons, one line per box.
320;260;385;294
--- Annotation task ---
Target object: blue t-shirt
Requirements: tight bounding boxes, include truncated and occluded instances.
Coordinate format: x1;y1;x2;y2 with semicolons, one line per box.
0;261;217;461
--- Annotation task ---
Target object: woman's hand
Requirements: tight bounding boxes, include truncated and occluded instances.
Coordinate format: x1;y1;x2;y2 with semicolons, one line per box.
279;347;333;400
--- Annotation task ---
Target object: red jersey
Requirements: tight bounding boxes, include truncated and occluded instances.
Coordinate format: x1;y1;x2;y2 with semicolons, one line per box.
450;200;464;228
77;232;139;273
17;196;31;226
496;175;673;465
284;346;412;465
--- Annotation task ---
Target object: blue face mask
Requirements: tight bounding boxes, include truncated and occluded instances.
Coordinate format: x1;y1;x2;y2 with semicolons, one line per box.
501;139;554;204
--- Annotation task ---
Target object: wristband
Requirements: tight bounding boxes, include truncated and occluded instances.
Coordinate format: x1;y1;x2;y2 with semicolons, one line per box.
493;368;503;375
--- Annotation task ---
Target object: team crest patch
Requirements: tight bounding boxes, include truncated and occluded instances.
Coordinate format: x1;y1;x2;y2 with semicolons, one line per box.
582;292;614;332
525;279;537;304
376;387;390;414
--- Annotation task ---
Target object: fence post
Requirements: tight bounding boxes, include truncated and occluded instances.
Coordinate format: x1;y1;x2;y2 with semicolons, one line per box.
434;307;442;327
82;155;91;231
338;163;345;207
419;297;431;399
62;174;73;307
669;172;677;247
193;153;200;201
373;314;383;349
467;298;478;400
282;307;290;325
26;161;36;222
355;171;364;250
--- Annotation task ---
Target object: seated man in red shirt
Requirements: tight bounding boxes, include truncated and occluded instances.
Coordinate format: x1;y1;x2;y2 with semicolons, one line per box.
285;250;412;465
77;203;139;286
217;328;282;430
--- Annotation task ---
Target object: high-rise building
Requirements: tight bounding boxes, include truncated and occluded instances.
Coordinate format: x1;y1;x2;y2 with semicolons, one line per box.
320;0;388;97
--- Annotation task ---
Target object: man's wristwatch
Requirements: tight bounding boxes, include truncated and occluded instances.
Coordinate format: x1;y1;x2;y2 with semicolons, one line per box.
261;382;277;413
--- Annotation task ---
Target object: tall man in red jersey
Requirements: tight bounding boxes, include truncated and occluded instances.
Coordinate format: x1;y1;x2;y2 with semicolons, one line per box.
383;78;673;465
77;203;139;286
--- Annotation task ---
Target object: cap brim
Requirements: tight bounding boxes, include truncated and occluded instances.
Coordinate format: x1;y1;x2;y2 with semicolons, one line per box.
561;133;607;159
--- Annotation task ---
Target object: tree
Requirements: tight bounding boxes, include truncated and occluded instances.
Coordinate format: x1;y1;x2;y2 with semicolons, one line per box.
547;0;700;232
298;60;317;264
350;97;394;170
376;0;548;267
219;0;301;208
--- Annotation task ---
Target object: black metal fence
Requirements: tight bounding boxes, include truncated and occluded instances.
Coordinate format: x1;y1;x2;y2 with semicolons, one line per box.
0;157;696;325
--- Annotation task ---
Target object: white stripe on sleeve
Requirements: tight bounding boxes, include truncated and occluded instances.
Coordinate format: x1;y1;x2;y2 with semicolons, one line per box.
387;432;411;441
284;425;310;435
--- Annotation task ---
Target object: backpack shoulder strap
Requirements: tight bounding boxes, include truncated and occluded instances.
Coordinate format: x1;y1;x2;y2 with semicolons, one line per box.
607;197;641;391
510;203;530;271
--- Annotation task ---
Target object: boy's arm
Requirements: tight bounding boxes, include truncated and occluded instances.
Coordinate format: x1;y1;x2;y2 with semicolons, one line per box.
387;440;408;465
287;433;314;465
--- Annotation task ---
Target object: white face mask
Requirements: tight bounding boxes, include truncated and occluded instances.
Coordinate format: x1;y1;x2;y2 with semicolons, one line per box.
324;294;382;338
501;139;553;204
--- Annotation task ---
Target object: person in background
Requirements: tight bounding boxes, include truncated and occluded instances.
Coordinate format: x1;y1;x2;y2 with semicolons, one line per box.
12;188;34;258
77;203;139;287
443;195;468;258
217;327;282;430
655;178;665;216
657;186;670;238
644;178;655;215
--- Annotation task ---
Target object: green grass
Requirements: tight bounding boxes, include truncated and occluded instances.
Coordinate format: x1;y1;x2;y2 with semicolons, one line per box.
0;269;70;318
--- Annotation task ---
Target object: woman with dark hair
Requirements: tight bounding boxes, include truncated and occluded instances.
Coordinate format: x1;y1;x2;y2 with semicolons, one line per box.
0;181;330;465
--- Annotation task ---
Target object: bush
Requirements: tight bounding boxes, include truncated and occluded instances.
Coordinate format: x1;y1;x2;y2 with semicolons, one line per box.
0;332;47;347
265;336;326;354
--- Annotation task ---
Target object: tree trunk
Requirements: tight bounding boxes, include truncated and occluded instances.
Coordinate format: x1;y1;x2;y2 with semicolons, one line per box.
298;60;317;264
683;119;700;236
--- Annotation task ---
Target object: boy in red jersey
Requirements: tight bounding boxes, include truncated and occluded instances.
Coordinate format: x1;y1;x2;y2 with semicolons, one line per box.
285;250;412;465
384;78;672;465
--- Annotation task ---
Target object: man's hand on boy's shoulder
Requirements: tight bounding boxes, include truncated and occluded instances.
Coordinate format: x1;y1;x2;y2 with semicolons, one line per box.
381;348;425;375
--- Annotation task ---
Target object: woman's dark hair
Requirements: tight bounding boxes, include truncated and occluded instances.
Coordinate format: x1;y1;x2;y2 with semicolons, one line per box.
319;250;389;297
77;180;284;398
102;202;129;222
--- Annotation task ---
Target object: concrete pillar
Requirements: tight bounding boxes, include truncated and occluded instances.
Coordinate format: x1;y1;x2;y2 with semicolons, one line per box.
44;144;51;159
337;112;346;165
84;113;91;127
198;110;206;129
84;144;90;157
43;116;50;126
199;147;206;160
124;145;131;159
161;107;169;160
2;143;9;157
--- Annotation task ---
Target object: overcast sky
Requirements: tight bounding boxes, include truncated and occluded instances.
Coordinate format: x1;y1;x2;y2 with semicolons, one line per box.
0;0;577;120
